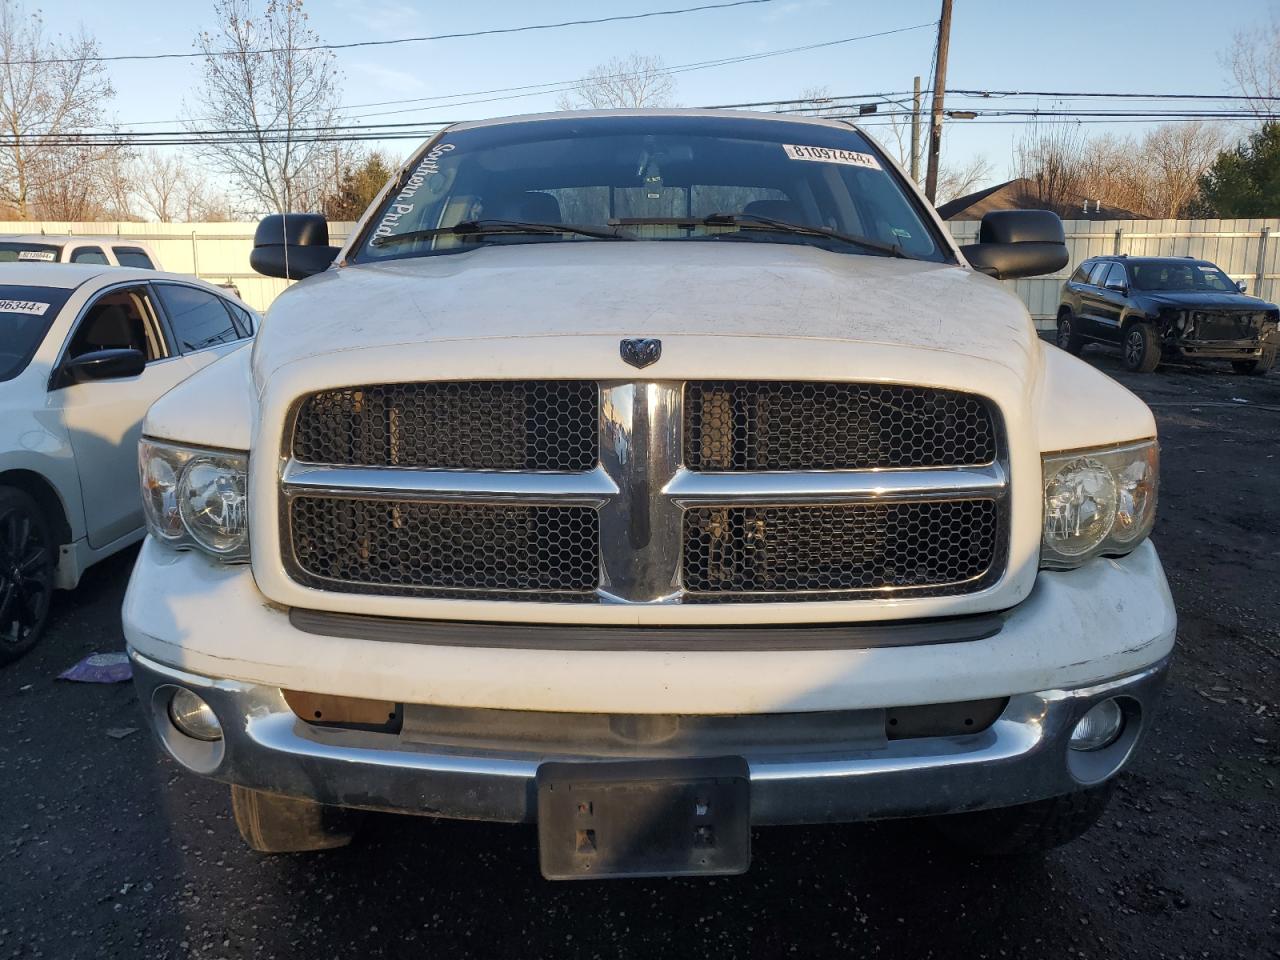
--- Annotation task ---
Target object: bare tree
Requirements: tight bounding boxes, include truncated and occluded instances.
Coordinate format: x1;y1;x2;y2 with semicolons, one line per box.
1225;10;1280;117
1141;122;1225;217
935;154;994;205
1013;119;1090;215
188;0;340;213
0;1;117;219
556;53;677;110
133;149;189;221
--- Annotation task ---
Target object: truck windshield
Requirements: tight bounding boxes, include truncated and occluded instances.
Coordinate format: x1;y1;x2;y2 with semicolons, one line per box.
0;241;63;263
0;285;73;382
353;115;948;264
1130;261;1238;292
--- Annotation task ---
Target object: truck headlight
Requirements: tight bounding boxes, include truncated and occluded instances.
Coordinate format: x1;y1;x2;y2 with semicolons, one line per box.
139;439;249;561
1041;440;1157;569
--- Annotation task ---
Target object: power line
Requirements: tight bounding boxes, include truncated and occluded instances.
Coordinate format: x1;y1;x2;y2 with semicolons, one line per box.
0;0;774;66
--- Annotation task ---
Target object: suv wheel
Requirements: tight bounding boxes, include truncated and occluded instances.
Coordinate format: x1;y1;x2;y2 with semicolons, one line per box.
1056;311;1084;355
0;486;55;665
1232;346;1276;376
931;783;1113;856
1122;322;1161;373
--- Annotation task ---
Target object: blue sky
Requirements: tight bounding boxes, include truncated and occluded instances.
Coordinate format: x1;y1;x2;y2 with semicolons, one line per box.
46;0;1278;184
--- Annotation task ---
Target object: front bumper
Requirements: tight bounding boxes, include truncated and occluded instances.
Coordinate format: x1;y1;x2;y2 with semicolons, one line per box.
130;650;1169;825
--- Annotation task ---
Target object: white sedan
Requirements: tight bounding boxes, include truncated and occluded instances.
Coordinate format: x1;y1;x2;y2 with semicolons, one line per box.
0;263;258;662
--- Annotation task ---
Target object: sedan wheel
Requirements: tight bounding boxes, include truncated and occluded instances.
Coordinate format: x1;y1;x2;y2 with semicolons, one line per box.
0;488;55;664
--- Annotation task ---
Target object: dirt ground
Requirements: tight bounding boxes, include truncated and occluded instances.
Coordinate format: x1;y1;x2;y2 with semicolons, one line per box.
1;344;1277;959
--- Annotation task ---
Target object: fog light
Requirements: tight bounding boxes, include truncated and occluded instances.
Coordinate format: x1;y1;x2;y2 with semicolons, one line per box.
1070;698;1124;751
168;688;223;742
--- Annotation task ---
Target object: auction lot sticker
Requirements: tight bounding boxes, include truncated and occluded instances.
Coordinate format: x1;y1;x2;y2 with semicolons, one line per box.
0;299;51;315
783;144;882;170
18;250;56;261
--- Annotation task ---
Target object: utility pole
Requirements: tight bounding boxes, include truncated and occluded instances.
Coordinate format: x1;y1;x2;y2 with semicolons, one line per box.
910;75;922;184
924;0;953;203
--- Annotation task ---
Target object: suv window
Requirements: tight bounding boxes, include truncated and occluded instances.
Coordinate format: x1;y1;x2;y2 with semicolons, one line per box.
114;246;155;269
155;283;243;352
1129;260;1237;292
1103;263;1128;289
69;246;109;265
66;286;166;363
1087;262;1111;286
1070;262;1093;284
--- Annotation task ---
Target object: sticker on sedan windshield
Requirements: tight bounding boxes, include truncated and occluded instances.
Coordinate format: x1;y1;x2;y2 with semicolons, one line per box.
17;250;55;261
783;144;882;170
0;299;51;315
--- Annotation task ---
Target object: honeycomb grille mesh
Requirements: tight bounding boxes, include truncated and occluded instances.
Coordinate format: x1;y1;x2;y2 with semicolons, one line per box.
684;381;996;471
292;380;598;471
286;496;599;598
683;501;1000;598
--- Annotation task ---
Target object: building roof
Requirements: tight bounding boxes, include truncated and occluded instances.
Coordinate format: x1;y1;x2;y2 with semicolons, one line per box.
936;177;1142;221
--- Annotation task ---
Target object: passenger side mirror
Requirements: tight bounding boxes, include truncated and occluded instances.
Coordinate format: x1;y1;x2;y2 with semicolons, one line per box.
250;213;340;280
1237;280;1248;293
959;210;1069;280
57;348;146;387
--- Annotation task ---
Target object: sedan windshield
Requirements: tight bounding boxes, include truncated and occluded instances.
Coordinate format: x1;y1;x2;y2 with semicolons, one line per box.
1130;261;1239;292
0;285;73;382
353;115;948;264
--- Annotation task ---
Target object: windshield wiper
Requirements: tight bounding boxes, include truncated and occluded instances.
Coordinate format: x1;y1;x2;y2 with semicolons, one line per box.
610;214;911;259
371;219;630;248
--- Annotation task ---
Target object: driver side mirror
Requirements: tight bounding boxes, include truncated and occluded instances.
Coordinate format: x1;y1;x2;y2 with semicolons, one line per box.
55;348;146;388
960;210;1069;280
1237;280;1248;293
250;213;340;280
1105;279;1128;294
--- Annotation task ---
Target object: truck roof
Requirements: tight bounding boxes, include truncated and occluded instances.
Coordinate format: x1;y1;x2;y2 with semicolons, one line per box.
445;107;860;134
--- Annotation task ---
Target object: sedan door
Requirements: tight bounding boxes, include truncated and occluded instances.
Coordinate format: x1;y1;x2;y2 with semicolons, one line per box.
47;283;193;548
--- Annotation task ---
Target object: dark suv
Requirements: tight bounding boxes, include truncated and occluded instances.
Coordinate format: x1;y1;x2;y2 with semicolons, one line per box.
1057;255;1279;374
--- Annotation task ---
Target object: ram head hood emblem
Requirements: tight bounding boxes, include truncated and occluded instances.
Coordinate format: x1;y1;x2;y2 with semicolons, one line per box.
620;337;662;369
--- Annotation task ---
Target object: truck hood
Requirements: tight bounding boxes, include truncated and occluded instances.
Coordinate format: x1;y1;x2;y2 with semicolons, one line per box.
252;241;1037;383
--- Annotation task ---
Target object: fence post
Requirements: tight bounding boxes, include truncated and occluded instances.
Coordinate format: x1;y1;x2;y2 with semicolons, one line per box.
1256;225;1269;297
1113;226;1124;255
190;231;200;277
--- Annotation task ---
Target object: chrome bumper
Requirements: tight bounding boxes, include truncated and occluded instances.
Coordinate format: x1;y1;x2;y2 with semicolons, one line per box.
129;650;1168;825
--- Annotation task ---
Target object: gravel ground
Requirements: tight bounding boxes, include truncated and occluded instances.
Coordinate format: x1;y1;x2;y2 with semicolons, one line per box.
1;345;1277;960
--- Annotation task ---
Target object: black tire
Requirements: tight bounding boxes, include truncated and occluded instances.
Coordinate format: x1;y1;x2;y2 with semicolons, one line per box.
1122;322;1161;373
230;785;359;853
932;783;1113;857
0;486;55;665
1232;346;1276;376
1055;311;1084;355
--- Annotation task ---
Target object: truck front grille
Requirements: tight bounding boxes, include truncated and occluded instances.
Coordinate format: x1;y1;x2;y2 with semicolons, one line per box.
286;496;599;598
279;380;1009;606
292;380;598;471
683;501;1002;599
684;381;996;471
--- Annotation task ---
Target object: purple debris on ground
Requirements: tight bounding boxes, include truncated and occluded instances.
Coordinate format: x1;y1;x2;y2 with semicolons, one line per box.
58;652;132;684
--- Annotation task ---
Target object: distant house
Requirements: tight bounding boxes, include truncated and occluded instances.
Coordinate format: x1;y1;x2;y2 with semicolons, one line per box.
936;177;1141;221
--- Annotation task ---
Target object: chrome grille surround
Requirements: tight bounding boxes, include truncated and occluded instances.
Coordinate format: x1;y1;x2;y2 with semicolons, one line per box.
280;380;1009;604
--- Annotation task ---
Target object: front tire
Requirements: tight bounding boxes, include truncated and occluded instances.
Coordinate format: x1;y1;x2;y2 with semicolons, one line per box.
1232;346;1276;376
0;487;55;665
1122;322;1161;373
932;783;1113;857
1056;311;1084;355
230;785;359;853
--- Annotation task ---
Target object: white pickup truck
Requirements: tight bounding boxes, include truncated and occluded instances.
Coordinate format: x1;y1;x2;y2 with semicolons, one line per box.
125;110;1175;879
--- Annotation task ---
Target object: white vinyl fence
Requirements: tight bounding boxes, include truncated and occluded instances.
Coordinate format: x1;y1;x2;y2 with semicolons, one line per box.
6;218;1279;327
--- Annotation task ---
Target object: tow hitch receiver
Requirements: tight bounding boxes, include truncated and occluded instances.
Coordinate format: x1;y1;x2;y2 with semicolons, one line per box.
536;757;751;880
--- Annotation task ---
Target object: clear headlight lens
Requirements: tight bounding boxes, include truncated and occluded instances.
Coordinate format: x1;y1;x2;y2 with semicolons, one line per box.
139;439;249;561
1042;440;1157;568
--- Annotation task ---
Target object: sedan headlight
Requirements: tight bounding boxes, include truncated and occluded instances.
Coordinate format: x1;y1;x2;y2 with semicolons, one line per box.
1041;440;1157;569
139;439;249;561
